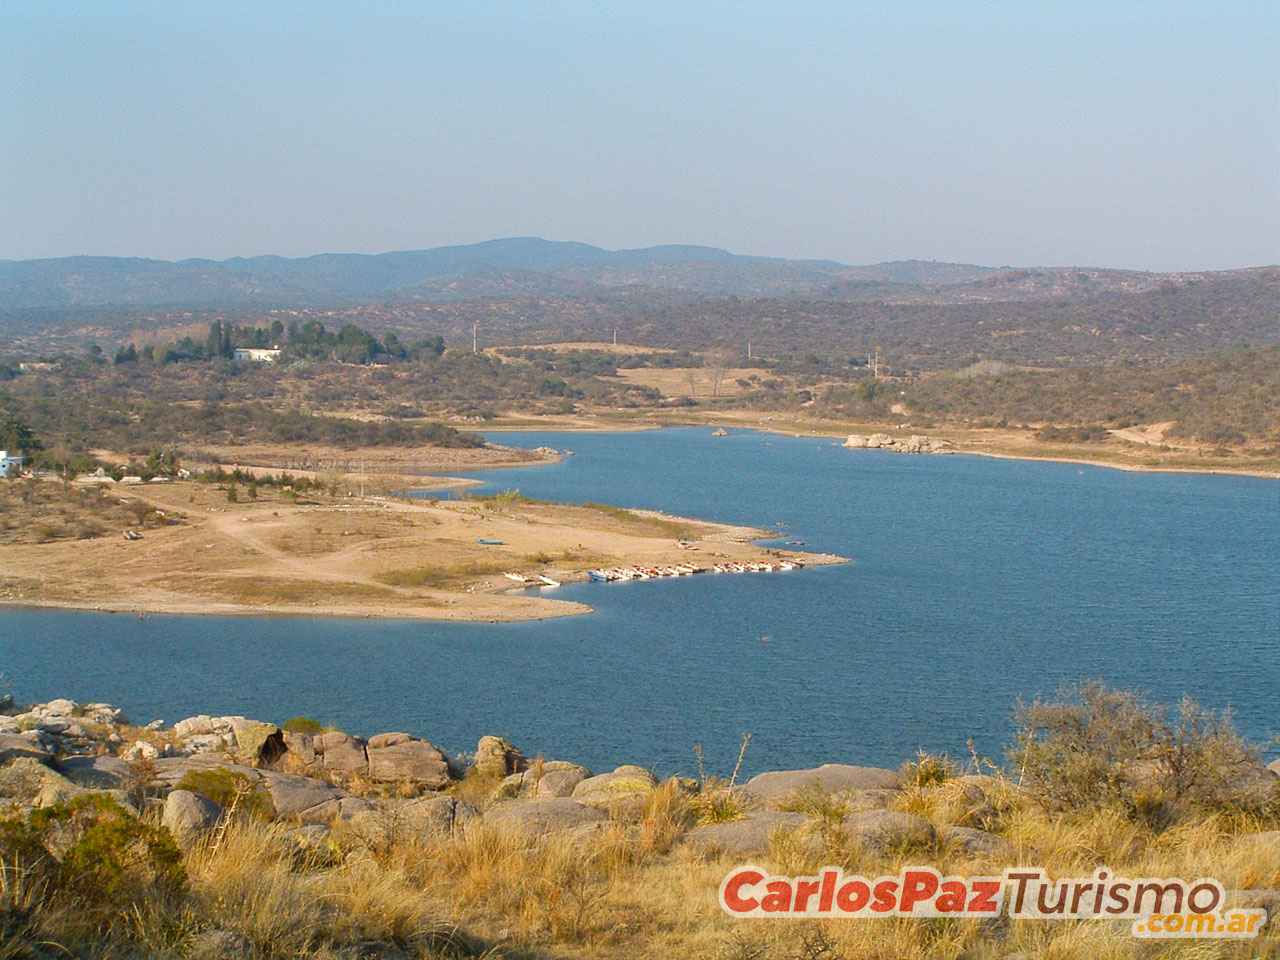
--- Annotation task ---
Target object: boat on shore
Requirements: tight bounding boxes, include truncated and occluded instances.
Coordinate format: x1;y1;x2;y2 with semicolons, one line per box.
586;559;803;583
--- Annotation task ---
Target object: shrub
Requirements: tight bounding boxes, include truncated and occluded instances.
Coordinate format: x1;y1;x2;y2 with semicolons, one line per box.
283;715;324;735
1008;680;1275;822
26;793;185;906
175;769;272;819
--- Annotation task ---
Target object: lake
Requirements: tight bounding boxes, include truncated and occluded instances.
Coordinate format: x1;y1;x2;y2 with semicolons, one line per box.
1;428;1276;777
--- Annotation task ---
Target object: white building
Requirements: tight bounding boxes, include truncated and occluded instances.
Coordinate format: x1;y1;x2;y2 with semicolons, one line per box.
233;348;281;363
0;450;23;478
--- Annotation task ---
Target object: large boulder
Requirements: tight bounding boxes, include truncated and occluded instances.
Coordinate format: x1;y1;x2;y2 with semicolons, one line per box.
742;764;899;806
842;810;935;851
259;770;349;819
296;796;379;824
44;699;78;716
474;736;525;778
686;812;810;856
497;761;591;799
572;766;658;813
230;720;285;764
484;798;609;837
0;733;51;764
0;758;83;806
58;755;131;789
366;734;451;788
282;729;316;765
163;789;222;848
1268;758;1280;777
401;795;481;837
314;731;368;777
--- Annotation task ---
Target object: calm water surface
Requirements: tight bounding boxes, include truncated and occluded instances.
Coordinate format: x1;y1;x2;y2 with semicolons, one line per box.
1;428;1276;776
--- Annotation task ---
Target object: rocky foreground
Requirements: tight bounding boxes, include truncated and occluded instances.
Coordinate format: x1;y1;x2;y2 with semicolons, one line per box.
2;695;1279;958
3;695;1278;871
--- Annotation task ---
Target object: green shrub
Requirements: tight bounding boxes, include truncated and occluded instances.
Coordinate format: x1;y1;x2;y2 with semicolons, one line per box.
25;794;185;907
1008;681;1276;821
283;715;324;735
175;769;271;819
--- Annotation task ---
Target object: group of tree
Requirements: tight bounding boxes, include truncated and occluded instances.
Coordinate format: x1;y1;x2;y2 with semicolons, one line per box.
110;320;446;367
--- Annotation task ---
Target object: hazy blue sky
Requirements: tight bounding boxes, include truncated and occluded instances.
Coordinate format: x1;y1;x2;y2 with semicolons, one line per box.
2;1;1277;269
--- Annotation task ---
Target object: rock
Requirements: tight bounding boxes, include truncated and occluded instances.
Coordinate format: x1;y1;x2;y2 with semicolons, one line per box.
0;733;51;764
844;789;897;812
529;767;590;798
572;766;658;816
0;694;15;715
842;810;935;851
122;740;160;763
366;735;450;787
474;735;525;778
0;758;80;805
399;795;480;836
1268;758;1280;777
44;699;78;716
938;825;1013;858
259;770;349;819
686;812;810;856
186;928;250;960
367;732;413;749
150;755;263;791
282;730;316;765
0;717;17;734
163;790;222;848
174;716;216;738
497;762;590;799
230;720;284;764
484;797;609;836
314;731;368;776
296;796;379;824
34;716;71;734
58;755;131;789
742;764;899;805
184;734;230;755
144;719;165;731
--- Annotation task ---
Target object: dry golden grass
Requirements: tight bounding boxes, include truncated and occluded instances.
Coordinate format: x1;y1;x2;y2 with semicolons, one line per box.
3;777;1276;959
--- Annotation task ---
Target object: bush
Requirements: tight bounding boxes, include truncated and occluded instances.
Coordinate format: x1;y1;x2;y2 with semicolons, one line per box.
12;794;186;912
1008;681;1275;823
175;768;272;819
283;715;324;735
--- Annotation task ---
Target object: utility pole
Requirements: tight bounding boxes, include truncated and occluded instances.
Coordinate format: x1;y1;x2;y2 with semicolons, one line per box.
359;460;365;499
613;327;618;346
872;347;880;379
472;322;479;354
747;340;753;361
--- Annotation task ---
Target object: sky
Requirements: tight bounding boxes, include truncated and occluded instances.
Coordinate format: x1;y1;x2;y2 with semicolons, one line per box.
1;1;1277;270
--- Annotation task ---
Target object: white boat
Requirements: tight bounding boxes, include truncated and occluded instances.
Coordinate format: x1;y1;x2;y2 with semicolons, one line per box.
503;572;531;583
538;575;561;588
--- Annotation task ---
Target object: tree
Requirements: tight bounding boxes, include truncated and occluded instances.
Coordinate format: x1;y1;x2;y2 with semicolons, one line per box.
705;349;735;398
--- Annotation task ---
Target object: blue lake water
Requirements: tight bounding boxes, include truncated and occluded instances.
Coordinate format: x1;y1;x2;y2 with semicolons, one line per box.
1;428;1276;776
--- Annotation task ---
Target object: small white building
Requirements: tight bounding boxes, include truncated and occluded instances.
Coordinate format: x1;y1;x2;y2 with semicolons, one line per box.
0;450;23;478
233;348;281;363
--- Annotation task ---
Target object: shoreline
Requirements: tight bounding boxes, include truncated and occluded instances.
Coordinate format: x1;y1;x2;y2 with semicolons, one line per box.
0;478;845;624
478;414;1280;480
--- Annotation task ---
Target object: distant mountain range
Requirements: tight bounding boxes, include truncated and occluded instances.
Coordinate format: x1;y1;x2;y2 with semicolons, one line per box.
0;238;997;310
0;237;1271;314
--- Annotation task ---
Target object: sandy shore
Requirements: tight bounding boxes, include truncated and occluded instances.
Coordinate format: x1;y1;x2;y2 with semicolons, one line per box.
482;411;1280;479
0;480;843;623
